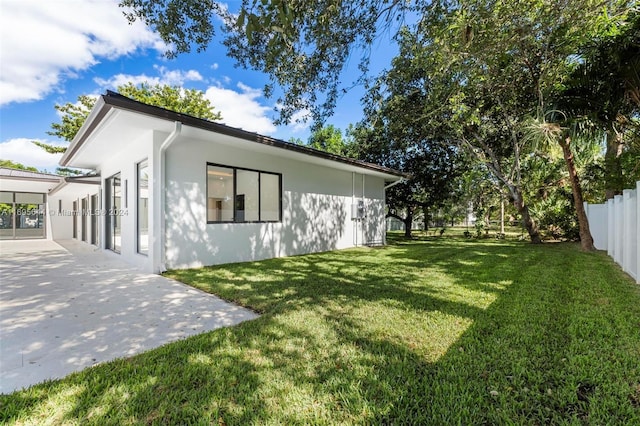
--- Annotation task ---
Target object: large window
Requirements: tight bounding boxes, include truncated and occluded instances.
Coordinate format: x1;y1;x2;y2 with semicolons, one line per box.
0;191;45;239
137;160;149;255
207;163;281;223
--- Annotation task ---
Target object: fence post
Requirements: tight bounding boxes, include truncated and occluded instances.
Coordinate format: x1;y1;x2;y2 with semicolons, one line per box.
636;181;640;283
623;189;632;276
607;198;615;257
614;195;623;265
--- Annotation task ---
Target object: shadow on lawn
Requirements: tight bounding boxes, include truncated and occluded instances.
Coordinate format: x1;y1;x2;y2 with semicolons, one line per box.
3;238;639;424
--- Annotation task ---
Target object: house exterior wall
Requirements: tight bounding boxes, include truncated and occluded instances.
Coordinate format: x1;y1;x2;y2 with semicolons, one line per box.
96;130;156;272
48;195;74;240
164;135;386;269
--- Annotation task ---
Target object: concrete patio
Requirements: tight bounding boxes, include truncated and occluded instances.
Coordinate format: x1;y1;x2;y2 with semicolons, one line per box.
0;239;258;394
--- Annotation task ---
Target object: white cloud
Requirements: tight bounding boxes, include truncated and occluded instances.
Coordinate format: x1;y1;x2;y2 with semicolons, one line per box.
0;0;166;106
0;139;66;171
288;109;312;133
205;83;277;135
94;65;204;89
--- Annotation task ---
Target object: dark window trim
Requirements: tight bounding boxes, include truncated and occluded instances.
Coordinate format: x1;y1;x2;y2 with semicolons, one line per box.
206;162;282;224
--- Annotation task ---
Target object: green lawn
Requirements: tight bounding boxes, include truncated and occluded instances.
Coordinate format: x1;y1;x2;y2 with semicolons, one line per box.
2;237;640;424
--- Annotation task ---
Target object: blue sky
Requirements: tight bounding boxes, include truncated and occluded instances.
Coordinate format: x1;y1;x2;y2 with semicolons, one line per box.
0;0;397;172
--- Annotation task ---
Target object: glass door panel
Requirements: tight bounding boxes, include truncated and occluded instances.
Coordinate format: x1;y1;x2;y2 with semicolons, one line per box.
15;203;45;239
0;203;14;240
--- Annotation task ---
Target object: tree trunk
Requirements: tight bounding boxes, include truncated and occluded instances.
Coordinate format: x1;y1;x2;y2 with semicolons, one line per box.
404;208;414;238
559;136;595;251
423;206;429;231
604;126;624;199
512;189;542;244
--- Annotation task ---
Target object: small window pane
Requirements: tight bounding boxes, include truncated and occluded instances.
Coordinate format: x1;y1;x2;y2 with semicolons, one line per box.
207;165;234;222
260;173;280;221
236;170;259;222
15;193;45;203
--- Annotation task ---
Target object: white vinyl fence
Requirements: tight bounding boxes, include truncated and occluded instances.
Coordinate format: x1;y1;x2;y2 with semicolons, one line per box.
584;181;640;283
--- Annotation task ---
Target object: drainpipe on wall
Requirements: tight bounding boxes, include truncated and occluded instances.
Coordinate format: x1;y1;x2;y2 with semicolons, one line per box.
362;174;366;246
352;172;356;247
158;121;182;272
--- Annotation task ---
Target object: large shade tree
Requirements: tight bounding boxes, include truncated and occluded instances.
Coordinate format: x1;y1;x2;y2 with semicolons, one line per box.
350;104;468;238
120;0;635;249
363;1;634;249
120;0;417;124
558;13;640;199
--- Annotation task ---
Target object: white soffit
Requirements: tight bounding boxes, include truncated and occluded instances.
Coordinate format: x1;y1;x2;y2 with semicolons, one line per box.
0;177;60;194
66;110;166;169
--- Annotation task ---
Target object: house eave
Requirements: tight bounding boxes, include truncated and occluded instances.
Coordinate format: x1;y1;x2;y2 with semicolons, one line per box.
62;90;407;179
49;174;101;196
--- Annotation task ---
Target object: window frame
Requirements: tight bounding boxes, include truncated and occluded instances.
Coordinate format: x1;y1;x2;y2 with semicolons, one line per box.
105;172;122;253
136;159;149;256
206;162;282;224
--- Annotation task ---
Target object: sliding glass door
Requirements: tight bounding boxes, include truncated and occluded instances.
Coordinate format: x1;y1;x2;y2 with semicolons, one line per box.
0;191;46;239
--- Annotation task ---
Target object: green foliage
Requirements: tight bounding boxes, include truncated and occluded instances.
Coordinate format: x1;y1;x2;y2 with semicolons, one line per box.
120;0;411;124
558;11;640;197
287;136;304;145
47;95;97;142
305;124;353;156
354;119;468;237
40;83;222;158
117;0;636;242
31;141;67;154
118;82;222;121
3;240;640;423
0;159;38;172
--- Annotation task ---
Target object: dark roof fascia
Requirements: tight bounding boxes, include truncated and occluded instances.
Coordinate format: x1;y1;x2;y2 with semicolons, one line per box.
64;175;101;185
48;174;101;196
100;91;408;178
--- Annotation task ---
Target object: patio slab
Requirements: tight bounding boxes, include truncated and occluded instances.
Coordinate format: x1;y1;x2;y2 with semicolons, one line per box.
0;239;258;394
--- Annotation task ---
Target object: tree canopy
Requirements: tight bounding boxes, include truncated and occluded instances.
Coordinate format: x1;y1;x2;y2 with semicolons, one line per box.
0;159;39;172
120;0;416;124
118;0;637;246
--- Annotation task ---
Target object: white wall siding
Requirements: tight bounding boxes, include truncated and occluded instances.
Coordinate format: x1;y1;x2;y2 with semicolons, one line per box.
164;136;386;269
49;195;75;240
585;181;640;283
98;130;155;272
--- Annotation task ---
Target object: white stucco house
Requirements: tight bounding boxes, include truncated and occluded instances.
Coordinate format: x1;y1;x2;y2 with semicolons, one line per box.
0;91;404;273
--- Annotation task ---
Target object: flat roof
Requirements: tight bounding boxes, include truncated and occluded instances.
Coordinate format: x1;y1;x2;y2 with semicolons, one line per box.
61;91;407;178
